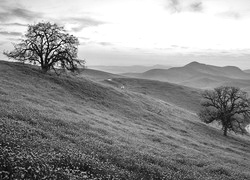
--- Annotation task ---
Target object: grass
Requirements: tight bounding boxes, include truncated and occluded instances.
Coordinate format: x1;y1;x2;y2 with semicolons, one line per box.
104;78;201;113
0;60;250;179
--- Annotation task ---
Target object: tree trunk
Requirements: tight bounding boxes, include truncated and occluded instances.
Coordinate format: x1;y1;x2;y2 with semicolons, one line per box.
41;66;48;73
223;126;228;136
41;64;49;73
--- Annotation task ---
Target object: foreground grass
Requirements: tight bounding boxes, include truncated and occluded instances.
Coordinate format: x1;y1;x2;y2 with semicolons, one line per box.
1;61;250;179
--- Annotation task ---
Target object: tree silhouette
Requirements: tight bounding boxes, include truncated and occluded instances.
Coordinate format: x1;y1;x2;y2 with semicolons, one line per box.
198;86;250;136
4;22;84;73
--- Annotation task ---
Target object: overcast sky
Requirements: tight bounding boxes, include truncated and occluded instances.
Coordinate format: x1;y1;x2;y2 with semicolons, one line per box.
0;0;250;68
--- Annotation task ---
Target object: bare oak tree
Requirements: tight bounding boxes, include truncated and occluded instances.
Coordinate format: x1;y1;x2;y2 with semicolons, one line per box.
198;86;250;136
4;22;84;73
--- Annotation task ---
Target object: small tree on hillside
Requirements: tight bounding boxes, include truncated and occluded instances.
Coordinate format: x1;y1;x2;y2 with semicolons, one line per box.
4;22;84;73
198;86;250;136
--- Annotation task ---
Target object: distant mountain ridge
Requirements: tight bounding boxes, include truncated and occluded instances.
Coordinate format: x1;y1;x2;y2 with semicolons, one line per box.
124;61;250;92
88;64;171;74
183;61;248;79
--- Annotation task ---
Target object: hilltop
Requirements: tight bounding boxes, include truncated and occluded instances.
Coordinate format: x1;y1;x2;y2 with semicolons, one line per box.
1;60;250;179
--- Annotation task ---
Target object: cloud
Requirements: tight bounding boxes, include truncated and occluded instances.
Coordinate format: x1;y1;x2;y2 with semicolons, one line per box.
0;7;43;22
77;40;114;47
0;41;6;46
68;17;105;32
189;2;203;12
170;45;189;49
171;45;178;48
216;11;241;19
0;31;22;36
78;37;90;45
166;0;203;13
7;37;22;41
180;46;189;49
98;42;113;46
79;37;90;40
167;0;181;13
11;8;42;20
0;22;27;27
80;41;115;48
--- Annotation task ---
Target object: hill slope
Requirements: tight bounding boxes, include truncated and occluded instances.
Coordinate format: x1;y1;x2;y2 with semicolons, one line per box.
103;78;201;113
1;61;250;179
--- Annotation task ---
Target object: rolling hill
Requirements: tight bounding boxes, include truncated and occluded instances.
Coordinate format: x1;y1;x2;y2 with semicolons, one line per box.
1;60;250;179
124;61;250;91
103;78;201;113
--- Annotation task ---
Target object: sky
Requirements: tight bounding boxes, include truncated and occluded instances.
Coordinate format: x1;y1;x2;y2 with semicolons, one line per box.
0;0;250;68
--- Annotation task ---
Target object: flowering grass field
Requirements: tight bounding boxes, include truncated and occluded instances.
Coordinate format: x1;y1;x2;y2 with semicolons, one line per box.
0;61;250;179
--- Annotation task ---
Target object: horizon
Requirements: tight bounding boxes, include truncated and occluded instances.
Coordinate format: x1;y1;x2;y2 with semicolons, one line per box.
1;0;250;68
88;60;250;70
3;59;250;71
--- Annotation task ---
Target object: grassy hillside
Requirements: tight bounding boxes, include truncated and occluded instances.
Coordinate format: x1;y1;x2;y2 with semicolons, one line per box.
1;60;250;180
103;78;201;113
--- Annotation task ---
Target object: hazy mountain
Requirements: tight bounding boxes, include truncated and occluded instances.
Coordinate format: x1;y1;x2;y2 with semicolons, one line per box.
124;61;250;91
88;64;171;74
